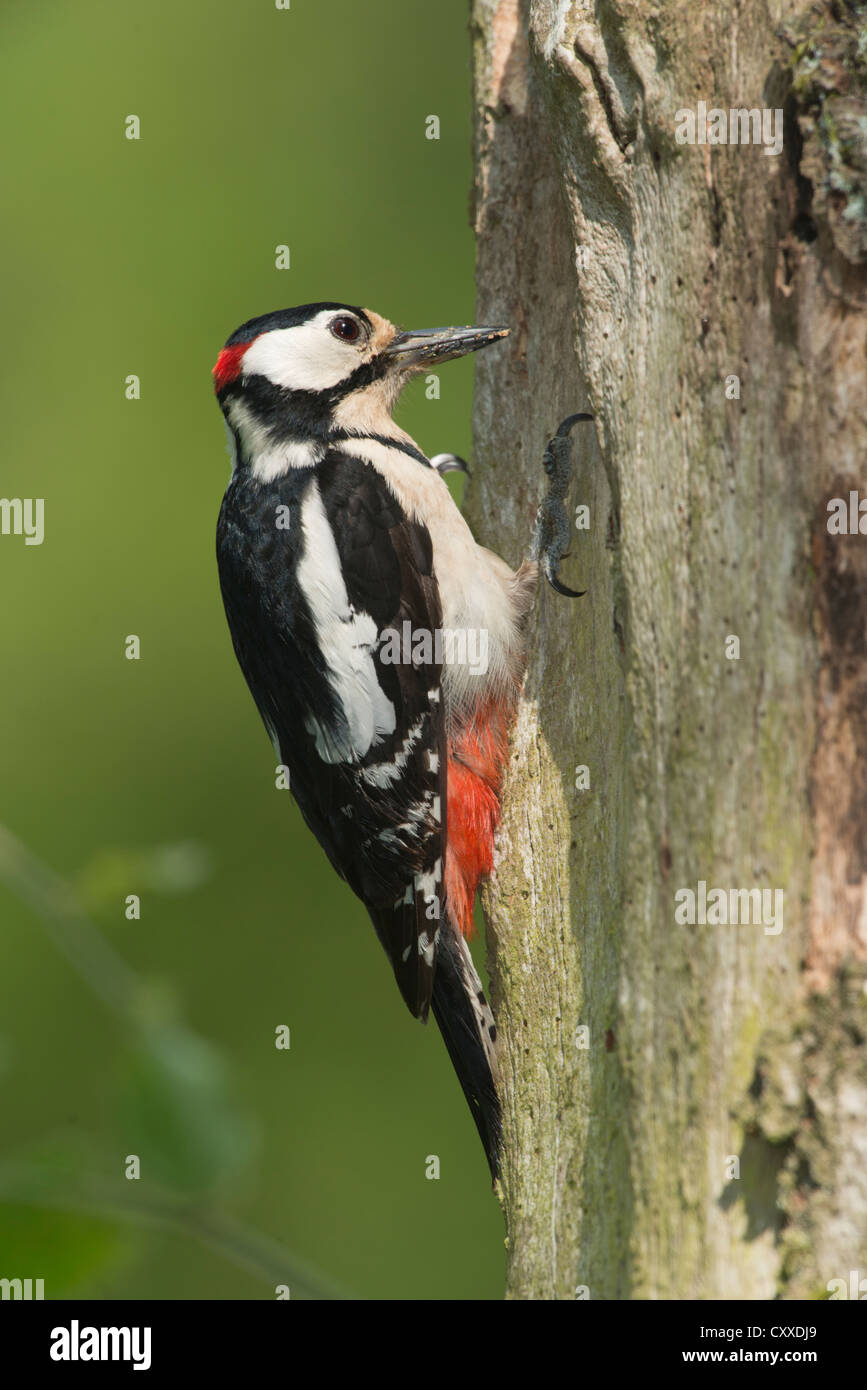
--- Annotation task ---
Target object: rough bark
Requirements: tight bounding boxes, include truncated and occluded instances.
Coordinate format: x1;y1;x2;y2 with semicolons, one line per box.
466;0;867;1300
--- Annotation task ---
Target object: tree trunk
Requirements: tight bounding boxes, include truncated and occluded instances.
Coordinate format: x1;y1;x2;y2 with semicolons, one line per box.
466;0;867;1300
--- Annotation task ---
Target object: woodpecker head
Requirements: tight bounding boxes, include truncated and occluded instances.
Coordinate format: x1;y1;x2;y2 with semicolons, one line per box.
213;302;509;475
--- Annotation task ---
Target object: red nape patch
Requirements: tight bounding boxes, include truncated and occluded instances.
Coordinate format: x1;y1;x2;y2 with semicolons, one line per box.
212;341;254;393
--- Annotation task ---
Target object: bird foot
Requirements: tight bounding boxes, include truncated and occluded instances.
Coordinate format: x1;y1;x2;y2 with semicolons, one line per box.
531;413;594;597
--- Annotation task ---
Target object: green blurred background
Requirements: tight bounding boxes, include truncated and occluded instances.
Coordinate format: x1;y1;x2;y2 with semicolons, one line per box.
0;0;505;1298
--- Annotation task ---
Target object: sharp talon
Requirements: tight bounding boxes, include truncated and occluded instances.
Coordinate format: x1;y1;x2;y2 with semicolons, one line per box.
533;412;594;598
549;575;586;599
431;452;471;477
555;412;594;438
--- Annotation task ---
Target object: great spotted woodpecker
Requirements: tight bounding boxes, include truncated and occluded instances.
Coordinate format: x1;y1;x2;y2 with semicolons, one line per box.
213;302;588;1179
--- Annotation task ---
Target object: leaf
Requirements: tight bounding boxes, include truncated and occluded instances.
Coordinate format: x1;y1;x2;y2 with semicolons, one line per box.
116;1019;255;1196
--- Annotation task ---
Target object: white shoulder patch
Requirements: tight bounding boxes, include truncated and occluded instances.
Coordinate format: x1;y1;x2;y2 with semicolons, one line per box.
226;398;322;481
297;482;396;763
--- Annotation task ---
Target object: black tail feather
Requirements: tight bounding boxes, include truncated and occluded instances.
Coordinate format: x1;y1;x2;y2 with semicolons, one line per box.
431;924;502;1181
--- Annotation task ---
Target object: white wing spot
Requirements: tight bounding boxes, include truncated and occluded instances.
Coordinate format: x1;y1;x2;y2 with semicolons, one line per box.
415;858;442;903
361;718;425;788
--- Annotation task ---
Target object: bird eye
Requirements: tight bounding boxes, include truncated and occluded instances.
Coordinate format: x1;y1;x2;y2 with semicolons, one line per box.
330;315;361;343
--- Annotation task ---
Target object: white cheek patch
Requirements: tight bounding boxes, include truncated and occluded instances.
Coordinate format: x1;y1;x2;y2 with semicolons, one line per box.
224;420;238;474
241;309;366;392
297;482;396;763
226;398;322;478
251;440;322;481
226;397;273;458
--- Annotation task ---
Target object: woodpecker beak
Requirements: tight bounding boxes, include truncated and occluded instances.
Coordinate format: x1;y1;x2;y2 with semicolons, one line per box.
384;324;509;368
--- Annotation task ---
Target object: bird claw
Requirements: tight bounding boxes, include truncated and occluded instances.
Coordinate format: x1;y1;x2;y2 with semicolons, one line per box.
531;413;594;597
543;563;586;599
431;452;471;477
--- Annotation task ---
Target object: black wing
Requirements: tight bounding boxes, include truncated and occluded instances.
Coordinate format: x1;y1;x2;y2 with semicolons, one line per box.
216;450;447;1020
